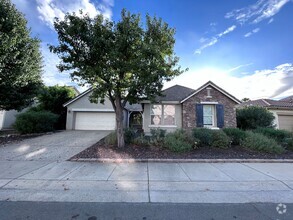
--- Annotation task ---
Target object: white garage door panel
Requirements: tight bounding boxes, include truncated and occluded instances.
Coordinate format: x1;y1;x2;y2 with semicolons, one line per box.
278;115;293;131
75;112;115;130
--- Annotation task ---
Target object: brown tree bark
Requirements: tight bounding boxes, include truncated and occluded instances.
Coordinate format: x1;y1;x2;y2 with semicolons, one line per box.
115;97;125;148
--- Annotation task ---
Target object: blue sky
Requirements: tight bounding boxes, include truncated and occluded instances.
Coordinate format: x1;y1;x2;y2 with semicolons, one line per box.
11;0;293;100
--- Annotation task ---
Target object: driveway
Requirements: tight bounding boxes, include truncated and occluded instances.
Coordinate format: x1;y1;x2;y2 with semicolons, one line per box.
0;130;110;161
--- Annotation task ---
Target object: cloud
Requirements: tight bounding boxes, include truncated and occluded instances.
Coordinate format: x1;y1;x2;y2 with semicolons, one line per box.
268;18;274;24
164;63;293;100
40;43;72;86
195;25;236;54
36;0;113;29
244;28;260;37
227;63;253;73
217;25;237;37
225;0;291;24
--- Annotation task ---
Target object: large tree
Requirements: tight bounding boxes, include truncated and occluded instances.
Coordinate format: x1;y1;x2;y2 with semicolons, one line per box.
0;0;43;111
36;85;76;130
50;9;186;148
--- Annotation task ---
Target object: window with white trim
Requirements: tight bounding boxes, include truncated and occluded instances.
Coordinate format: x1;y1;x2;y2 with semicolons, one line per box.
151;105;175;125
203;105;215;127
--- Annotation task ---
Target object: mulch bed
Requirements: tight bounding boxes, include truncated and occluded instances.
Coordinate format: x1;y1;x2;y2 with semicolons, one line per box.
71;138;293;160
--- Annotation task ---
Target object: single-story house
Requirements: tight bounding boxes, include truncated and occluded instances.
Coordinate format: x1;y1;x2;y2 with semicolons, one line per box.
64;81;241;132
238;98;293;131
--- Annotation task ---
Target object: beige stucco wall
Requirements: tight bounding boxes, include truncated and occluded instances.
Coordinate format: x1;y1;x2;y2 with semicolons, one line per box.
66;92;115;130
269;109;293;130
143;103;182;133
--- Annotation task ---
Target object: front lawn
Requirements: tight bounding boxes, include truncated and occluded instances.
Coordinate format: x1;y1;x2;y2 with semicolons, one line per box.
71;128;293;160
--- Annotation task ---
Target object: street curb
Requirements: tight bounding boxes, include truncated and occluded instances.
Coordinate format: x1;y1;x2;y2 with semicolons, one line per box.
70;158;293;163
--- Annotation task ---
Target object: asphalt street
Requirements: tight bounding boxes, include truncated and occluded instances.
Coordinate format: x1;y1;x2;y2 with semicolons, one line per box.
0;201;292;220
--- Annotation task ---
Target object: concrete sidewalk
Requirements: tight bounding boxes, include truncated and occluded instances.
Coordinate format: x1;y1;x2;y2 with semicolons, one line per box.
0;161;293;203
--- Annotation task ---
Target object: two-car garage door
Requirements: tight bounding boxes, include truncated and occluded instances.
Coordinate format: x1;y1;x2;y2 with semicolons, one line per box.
74;112;116;130
278;115;293;132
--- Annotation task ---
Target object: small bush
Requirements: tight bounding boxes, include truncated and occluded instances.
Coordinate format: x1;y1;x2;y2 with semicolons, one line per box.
241;131;285;154
132;135;150;146
254;127;290;142
124;128;136;144
236;106;275;130
192;128;213;147
164;129;193;152
211;130;231;149
223;128;246;145
285;138;293;151
105;132;117;145
14;110;58;134
150;128;166;146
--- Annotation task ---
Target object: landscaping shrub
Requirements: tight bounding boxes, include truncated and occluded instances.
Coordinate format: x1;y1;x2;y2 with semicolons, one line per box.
211;130;231;149
236;106;275;130
105;132;117;145
132;135;150;146
14;110;58;134
223;128;246;145
150;128;166;146
124;128;136;144
192;128;213;147
254;127;293;150
240;131;285;154
164;129;193;152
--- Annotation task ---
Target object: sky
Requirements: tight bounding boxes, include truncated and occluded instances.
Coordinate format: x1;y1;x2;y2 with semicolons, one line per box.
11;0;293;100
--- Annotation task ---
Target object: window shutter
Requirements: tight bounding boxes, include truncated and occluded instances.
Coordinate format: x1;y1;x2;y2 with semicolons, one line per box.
216;104;224;128
196;104;203;127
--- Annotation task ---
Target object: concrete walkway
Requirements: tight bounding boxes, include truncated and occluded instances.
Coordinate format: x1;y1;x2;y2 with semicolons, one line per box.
0;161;293;203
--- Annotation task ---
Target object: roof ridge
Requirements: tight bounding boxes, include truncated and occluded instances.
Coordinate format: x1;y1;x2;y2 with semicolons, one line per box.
262;99;271;106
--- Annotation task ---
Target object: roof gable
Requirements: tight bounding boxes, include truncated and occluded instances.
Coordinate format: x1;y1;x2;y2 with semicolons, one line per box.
181;81;241;104
63;88;92;107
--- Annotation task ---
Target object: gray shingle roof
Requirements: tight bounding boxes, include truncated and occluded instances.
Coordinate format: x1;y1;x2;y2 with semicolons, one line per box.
238;98;293;109
280;95;293;103
154;85;195;102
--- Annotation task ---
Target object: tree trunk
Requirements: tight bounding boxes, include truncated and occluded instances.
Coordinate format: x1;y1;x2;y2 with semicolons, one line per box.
115;97;125;148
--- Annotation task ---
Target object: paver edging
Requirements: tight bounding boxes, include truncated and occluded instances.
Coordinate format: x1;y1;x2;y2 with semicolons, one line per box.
70;158;293;163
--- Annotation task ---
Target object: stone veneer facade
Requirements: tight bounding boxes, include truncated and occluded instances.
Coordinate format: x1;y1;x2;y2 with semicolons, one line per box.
182;86;237;130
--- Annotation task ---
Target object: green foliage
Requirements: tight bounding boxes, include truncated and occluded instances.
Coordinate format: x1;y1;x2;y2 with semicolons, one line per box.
192;128;213;147
105;132;117;145
254;127;293;150
14;110;58;134
0;0;43;111
132;135;150;146
236;106;275;130
211;130;231;149
124;128;136;144
241;131;285;154
37;85;76;129
223;128;246;145
164;129;193;152
150;128;166;146
50;8;187;148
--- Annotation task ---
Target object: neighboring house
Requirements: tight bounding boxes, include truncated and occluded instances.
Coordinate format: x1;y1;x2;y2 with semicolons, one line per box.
0;110;23;130
238;99;293;131
0;86;80;130
64;81;241;132
141;81;241;133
